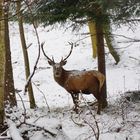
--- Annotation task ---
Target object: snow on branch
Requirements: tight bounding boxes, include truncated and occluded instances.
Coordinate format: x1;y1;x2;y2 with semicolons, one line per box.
7;120;23;140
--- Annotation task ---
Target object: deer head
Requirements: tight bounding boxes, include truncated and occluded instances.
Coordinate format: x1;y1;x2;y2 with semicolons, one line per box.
41;42;74;78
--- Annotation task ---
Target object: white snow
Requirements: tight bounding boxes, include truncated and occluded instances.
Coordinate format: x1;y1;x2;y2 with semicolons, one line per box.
4;22;140;139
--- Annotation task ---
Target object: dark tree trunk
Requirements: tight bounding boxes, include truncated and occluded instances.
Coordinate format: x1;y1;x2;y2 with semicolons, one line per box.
0;0;5;125
4;1;17;107
96;22;108;108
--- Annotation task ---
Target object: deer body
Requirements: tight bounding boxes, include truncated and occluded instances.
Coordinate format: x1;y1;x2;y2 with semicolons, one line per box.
53;67;105;114
54;69;102;95
41;43;105;114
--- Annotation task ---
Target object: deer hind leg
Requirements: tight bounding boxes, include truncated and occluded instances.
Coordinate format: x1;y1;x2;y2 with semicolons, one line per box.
71;93;79;113
97;99;102;115
92;92;102;115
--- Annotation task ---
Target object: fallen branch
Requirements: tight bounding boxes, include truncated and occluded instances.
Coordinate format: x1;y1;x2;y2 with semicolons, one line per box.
0;136;11;139
23;122;57;137
0;130;8;137
7;120;23;140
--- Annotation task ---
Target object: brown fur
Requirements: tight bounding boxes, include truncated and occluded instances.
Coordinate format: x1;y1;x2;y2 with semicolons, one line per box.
53;68;105;114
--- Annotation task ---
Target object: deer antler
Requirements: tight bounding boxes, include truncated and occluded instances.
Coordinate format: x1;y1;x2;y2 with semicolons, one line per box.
41;42;54;63
62;42;74;62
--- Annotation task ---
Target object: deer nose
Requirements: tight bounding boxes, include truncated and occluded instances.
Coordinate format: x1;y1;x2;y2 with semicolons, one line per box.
55;70;60;75
56;71;59;75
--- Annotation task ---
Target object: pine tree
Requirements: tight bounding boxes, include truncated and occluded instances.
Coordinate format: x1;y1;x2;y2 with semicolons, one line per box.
22;0;140;26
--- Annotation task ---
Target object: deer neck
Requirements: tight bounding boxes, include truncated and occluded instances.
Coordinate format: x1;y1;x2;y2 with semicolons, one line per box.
54;68;68;87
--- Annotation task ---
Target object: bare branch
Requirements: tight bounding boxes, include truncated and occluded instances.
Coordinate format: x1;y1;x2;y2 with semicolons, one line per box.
70;114;85;127
80;93;100;140
22;0;41;95
16;92;26;123
22;122;57;137
32;82;51;112
26;43;32;49
112;33;140;42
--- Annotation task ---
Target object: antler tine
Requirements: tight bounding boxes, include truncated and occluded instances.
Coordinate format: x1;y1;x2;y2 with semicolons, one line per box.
63;42;74;61
41;42;54;62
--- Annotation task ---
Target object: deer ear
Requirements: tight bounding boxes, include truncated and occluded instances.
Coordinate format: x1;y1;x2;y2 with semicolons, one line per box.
48;60;54;66
61;60;67;66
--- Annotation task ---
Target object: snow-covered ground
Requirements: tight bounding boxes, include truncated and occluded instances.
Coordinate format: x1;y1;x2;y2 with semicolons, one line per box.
6;22;140;140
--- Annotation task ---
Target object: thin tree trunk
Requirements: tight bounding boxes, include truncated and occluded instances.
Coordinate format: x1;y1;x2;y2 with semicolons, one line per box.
0;0;5;124
4;1;17;107
88;20;97;58
95;22;108;108
17;0;36;108
104;23;120;64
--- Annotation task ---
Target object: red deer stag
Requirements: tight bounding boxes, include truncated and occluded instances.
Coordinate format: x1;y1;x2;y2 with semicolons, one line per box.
41;43;105;114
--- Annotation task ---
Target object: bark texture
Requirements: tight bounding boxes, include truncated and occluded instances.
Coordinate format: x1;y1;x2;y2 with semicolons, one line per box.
0;0;5;124
17;0;36;108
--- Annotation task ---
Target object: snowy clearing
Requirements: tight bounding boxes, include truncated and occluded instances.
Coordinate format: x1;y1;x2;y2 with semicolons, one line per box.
5;22;140;140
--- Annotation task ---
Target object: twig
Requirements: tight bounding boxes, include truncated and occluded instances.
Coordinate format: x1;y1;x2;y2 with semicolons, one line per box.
26;43;32;49
129;56;140;62
0;128;8;136
114;42;134;49
83;119;97;139
112;33;140;42
33;115;48;123
70;114;85;127
16;100;30;102
32;82;51;112
15;120;57;137
16;92;27;123
23;122;57;137
80;93;100;140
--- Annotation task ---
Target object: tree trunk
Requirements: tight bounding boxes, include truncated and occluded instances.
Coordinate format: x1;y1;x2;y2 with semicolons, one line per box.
88;19;120;65
88;20;97;58
0;0;5;125
17;0;36;108
104;23;120;64
4;1;17;107
95;22;108;108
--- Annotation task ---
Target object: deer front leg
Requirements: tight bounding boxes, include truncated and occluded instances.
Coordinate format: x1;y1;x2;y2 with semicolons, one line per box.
71;93;79;113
